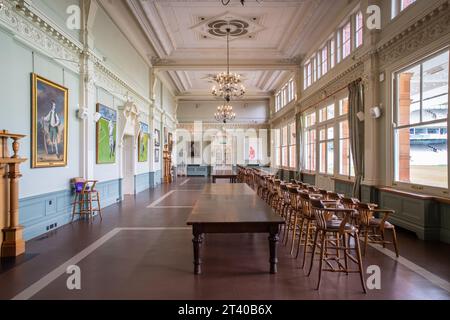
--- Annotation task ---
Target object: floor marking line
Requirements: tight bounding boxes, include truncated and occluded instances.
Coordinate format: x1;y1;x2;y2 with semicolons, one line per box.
147;190;176;208
12;228;122;301
149;206;194;209
368;243;450;293
179;179;190;186
11;227;192;300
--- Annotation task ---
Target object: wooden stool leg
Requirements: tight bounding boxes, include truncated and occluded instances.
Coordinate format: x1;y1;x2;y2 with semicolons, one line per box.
343;233;349;275
290;213;298;255
302;220;311;269
392;228;399;257
295;218;305;259
307;229;319;276
316;232;326;291
96;192;102;220
71;193;78;222
354;232;367;293
89;193;93;221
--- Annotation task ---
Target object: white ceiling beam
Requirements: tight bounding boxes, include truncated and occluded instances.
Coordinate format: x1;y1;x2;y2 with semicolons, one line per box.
154;62;299;72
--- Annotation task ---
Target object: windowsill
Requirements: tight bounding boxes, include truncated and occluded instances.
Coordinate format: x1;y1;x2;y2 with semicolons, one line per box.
378;187;450;205
301;171;316;176
332;176;355;183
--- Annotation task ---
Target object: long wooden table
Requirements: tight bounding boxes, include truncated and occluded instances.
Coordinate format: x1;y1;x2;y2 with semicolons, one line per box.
211;170;238;183
186;184;285;274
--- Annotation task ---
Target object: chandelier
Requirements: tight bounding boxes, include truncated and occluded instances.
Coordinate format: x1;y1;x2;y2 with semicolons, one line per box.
214;104;236;124
211;27;246;102
221;0;261;6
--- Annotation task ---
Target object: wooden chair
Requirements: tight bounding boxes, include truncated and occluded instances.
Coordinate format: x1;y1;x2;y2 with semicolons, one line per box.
356;203;399;257
307;199;366;293
287;186;303;255
71;178;102;222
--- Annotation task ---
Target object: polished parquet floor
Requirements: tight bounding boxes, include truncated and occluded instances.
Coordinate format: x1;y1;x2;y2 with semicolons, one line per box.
0;178;449;300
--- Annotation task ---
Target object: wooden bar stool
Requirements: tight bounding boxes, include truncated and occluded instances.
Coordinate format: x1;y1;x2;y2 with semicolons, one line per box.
71;179;102;222
307;199;367;293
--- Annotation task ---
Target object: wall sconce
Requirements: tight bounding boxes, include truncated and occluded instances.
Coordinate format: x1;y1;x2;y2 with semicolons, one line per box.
77;107;89;120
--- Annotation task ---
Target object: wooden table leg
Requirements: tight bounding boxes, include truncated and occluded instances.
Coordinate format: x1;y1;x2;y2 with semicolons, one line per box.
192;225;203;274
269;225;280;274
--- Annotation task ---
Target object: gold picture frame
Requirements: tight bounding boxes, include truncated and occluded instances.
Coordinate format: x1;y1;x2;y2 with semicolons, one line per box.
31;73;69;168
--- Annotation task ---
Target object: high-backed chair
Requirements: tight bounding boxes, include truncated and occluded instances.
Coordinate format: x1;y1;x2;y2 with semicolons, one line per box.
71;178;102;222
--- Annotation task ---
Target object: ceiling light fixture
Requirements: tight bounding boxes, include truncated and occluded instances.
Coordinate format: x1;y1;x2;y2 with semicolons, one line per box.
221;0;261;6
214;104;236;124
211;27;245;102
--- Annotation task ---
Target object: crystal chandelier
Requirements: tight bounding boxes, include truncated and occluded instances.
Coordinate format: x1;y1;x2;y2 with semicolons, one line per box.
211;27;246;102
214;104;236;124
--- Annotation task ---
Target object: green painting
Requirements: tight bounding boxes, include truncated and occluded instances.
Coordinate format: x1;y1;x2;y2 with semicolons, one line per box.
138;122;149;162
96;104;117;164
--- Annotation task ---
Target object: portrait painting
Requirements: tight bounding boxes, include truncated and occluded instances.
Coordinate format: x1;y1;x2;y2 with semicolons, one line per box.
96;103;117;164
138;122;149;162
31;73;68;168
154;129;160;147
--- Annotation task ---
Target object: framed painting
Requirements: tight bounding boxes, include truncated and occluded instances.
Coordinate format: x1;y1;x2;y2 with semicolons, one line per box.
96;103;117;164
155;149;160;163
138;122;149;162
190;141;200;158
154;129;160;147
31;73;69;168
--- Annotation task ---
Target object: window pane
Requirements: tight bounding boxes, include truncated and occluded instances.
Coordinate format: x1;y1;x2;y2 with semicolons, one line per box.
339;97;349;115
395;122;448;188
275;147;280;166
327;104;335;119
422;51;449;122
320;142;327;173
397;64;421;126
327;141;334;174
319;108;327;122
340;121;349;139
282;126;288;146
330;38;335;68
355;11;363;48
320;128;326;141
327;127;334;140
401;0;416;10
322;46;328;75
340;138;350;176
282;146;288;167
290;123;296;144
290;145;296;168
342;22;351;58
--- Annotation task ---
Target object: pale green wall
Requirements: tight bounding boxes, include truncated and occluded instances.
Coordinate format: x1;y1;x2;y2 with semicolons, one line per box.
91;8;150;101
33;0;81;40
0;28;81;198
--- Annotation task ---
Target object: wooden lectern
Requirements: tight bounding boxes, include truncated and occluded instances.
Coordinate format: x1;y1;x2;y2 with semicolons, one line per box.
0;130;27;258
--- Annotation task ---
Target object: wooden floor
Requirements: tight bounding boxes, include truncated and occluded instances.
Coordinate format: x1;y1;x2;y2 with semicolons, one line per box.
0;177;449;300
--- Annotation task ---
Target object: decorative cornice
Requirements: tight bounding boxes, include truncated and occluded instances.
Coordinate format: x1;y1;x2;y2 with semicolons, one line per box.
377;2;450;68
0;0;82;73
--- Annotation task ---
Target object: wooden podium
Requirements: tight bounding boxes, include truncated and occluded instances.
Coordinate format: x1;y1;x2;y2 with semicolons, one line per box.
0;130;27;258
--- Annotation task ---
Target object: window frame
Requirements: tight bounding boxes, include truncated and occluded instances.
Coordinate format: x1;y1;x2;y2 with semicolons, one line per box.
391;48;450;195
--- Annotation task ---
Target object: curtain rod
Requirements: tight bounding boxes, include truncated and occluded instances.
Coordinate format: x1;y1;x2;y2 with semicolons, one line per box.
299;77;362;114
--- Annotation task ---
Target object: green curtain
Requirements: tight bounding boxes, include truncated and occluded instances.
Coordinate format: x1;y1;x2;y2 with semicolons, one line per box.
348;79;365;199
296;112;304;181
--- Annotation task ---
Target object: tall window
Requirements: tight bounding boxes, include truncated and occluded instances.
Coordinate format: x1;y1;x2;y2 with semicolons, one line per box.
305;62;312;89
274;129;281;167
392;0;416;19
337;30;342;63
330;38;336;69
394;50;449;189
304;112;316;171
289;122;296;169
321;46;328;76
355;11;363;48
282;126;289;167
338;97;354;177
342;22;351;59
319;126;334;174
288;79;295;101
317;52;322;79
276;78;296;110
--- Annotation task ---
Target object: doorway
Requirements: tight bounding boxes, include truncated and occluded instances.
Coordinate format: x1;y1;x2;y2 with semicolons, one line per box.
122;135;135;195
